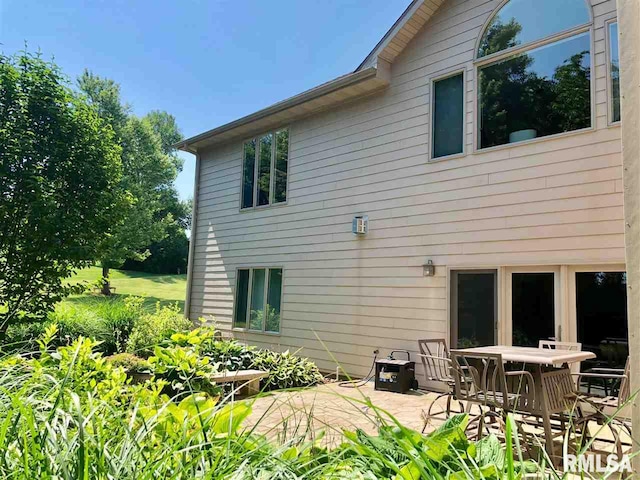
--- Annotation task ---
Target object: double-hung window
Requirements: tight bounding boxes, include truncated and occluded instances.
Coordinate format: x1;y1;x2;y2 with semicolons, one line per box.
477;0;592;149
241;129;289;209
233;267;283;333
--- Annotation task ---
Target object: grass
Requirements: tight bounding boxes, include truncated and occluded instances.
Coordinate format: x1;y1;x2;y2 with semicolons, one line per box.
66;266;187;311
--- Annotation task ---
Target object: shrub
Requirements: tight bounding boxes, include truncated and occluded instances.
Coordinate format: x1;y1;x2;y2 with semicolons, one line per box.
106;352;149;373
251;349;323;391
126;302;192;357
47;296;143;354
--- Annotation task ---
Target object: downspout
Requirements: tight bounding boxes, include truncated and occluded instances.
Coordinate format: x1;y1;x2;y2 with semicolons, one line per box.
184;147;201;320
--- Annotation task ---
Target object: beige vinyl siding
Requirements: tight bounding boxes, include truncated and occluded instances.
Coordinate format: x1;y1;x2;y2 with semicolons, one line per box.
190;0;623;380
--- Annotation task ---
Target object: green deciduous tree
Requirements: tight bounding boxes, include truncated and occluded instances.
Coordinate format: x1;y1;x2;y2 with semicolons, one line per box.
77;72;183;293
0;52;125;336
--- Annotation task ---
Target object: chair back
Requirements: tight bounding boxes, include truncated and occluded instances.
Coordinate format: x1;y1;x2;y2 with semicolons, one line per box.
418;339;451;383
538;340;581;351
541;368;576;414
618;357;631;407
539;340;582;375
450;350;509;410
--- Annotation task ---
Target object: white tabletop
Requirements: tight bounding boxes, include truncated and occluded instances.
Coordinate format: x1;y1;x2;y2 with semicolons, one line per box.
453;345;596;365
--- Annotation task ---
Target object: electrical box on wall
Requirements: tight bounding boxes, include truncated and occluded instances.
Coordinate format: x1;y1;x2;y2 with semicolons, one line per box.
352;215;368;235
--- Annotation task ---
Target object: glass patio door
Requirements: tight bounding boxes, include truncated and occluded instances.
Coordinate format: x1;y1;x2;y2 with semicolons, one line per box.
571;268;628;369
450;270;497;348
506;267;560;347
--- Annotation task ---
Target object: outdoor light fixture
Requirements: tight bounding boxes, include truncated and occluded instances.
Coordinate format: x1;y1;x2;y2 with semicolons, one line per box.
352;215;368;235
423;259;435;277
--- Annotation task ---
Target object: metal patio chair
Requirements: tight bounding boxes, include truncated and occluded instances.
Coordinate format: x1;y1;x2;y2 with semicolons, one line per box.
538;340;582;351
572;357;632;458
450;350;536;440
539;340;583;376
417;339;463;432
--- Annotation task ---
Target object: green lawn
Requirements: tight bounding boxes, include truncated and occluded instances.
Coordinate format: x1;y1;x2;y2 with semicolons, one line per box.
65;266;187;310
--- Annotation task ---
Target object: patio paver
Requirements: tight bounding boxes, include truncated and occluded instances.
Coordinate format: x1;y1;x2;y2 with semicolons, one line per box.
243;382;446;445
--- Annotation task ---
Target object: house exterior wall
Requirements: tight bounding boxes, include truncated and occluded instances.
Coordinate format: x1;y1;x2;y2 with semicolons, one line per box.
189;0;623;381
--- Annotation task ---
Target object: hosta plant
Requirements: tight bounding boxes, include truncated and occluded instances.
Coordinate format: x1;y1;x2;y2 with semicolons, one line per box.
252;349;324;391
202;339;257;372
148;344;221;398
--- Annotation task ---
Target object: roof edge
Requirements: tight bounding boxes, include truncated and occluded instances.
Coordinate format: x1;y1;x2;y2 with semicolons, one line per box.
176;67;380;152
356;0;422;71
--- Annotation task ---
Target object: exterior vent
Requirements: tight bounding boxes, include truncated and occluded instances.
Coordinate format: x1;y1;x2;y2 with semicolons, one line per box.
352;215;368;235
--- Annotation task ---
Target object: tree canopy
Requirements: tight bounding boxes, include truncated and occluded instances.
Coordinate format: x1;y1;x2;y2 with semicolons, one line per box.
77;71;185;288
0;52;126;333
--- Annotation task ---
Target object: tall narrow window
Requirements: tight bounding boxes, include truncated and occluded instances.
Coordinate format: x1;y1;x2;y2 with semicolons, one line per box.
249;269;266;330
274;130;288;204
477;0;592;149
233;269;250;329
266;268;283;332
257;134;272;206
233;267;283;333
241;140;256;209
241;129;288;209
432;73;464;159
609;22;620;123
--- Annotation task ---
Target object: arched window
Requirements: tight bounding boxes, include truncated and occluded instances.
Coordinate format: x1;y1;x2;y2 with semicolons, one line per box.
477;0;592;149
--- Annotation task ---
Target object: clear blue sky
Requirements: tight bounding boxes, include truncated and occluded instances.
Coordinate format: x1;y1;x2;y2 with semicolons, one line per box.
1;0;410;200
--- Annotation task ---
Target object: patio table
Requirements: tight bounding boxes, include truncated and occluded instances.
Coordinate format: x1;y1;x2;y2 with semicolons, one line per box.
456;345;596;461
459;345;595;366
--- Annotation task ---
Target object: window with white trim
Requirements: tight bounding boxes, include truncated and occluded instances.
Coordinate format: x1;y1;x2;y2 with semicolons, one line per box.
432;72;464;159
477;0;592;149
233;267;283;333
241;129;288;209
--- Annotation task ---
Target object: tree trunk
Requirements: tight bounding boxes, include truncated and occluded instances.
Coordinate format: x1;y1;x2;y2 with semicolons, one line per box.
101;264;112;296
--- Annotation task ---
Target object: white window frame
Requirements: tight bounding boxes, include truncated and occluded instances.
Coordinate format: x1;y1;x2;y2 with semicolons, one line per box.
429;68;467;162
232;266;284;335
605;18;621;126
473;0;595;153
240;128;290;211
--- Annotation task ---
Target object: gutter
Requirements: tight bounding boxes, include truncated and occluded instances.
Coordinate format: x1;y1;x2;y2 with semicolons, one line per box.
183;150;201;320
174;66;382;151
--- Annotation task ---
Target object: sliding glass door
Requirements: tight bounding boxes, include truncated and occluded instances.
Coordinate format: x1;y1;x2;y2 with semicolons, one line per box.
506;267;560;347
575;270;627;368
450;270;497;348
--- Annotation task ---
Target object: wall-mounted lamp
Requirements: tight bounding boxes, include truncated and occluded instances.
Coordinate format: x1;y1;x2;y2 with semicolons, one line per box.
423;259;435;277
352;215;368;235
